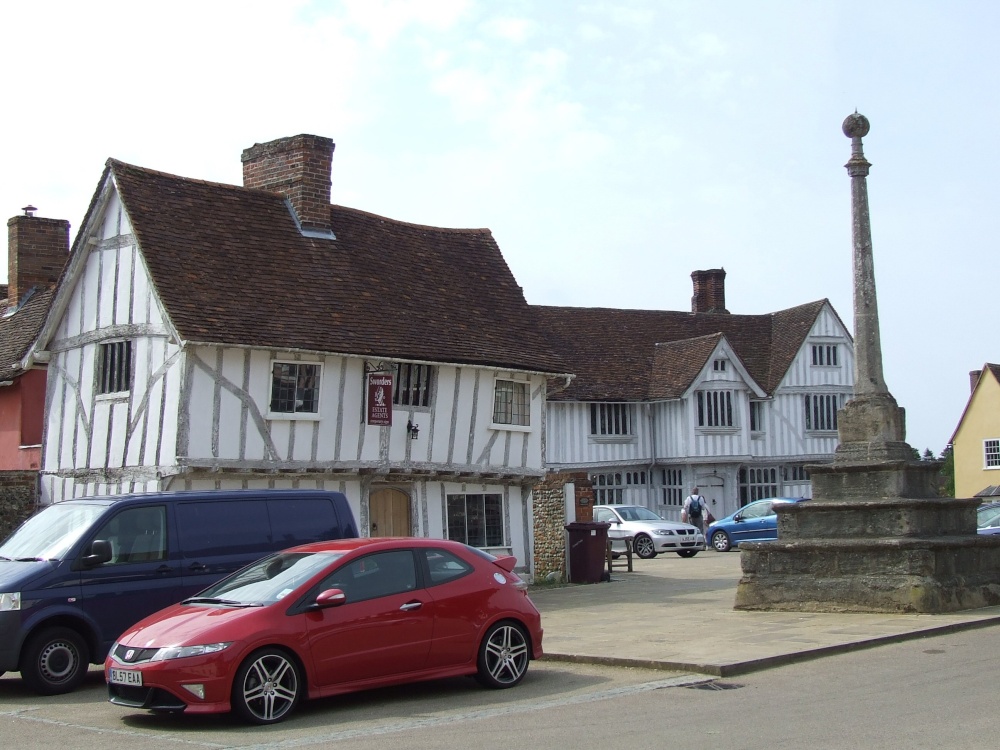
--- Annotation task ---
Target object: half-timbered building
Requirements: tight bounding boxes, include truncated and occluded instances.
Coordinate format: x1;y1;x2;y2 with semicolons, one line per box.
28;134;568;572
538;269;854;523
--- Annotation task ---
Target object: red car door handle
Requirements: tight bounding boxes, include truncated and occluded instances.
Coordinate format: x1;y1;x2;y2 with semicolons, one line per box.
399;601;423;611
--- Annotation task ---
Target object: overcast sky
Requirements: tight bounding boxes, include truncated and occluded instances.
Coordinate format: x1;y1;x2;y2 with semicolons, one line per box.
2;1;996;457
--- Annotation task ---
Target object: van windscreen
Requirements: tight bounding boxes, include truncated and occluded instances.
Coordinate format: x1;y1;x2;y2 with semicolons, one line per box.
0;503;109;561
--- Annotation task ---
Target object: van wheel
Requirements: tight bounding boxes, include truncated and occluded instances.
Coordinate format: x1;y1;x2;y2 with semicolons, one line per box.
20;627;90;695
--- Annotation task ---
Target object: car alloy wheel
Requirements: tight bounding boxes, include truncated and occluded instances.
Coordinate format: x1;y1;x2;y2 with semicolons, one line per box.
476;621;530;689
232;648;302;725
711;531;731;552
20;627;89;696
633;534;657;559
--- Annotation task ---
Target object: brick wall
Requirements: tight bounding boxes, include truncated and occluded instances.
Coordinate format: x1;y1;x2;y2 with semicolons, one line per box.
0;470;38;540
531;472;594;582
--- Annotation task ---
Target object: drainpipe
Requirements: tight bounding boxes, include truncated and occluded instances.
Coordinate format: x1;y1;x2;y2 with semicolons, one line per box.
646;403;657;509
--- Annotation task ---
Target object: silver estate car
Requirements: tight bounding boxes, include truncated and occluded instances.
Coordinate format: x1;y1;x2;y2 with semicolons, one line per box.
593;504;707;558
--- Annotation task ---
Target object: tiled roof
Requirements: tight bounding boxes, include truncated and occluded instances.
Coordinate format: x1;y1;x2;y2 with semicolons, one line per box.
108;160;565;374
0;288;54;381
535;300;828;401
648;333;724;399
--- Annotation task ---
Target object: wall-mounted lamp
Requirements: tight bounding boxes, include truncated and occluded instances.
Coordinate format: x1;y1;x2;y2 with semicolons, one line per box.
406;420;420;440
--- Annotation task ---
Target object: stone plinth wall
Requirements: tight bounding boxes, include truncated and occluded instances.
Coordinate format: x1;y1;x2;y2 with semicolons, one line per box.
0;471;38;540
778;497;979;539
737;535;1000;612
532;472;594;582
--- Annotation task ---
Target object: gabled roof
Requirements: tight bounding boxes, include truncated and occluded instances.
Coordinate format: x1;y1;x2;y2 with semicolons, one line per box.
648;333;723;399
81;160;566;374
949;363;1000;445
0;288;55;381
535;300;830;401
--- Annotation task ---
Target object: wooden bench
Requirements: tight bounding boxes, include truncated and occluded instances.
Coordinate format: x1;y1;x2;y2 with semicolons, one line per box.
606;535;634;573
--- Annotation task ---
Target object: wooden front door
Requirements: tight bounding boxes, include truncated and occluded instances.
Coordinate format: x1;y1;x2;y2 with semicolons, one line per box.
369;488;412;537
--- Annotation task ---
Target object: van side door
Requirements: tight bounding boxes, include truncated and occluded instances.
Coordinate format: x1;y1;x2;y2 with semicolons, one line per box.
176;500;274;594
77;504;182;655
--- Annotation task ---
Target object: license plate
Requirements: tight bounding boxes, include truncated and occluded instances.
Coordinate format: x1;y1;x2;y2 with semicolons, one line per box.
109;668;143;686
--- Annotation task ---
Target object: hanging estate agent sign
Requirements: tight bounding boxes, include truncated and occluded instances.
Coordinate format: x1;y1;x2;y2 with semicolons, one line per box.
367;372;393;426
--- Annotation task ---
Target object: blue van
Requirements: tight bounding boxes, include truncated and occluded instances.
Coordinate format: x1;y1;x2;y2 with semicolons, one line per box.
0;489;358;695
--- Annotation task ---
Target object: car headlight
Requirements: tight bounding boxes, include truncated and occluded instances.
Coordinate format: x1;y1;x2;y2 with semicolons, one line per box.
149;642;233;661
654;529;675;535
0;592;20;611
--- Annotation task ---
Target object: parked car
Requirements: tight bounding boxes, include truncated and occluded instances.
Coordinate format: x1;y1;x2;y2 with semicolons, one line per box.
593;505;706;559
978;501;1000;535
106;537;542;724
706;497;808;552
0;489;358;695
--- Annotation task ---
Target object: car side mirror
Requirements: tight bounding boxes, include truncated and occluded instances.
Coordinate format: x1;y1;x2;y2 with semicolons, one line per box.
313;588;347;609
82;539;113;567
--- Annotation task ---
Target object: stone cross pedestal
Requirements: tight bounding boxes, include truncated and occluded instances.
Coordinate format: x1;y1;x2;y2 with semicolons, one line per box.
734;114;1000;613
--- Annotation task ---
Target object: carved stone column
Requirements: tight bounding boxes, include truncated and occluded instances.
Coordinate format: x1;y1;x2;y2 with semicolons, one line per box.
733;114;1000;613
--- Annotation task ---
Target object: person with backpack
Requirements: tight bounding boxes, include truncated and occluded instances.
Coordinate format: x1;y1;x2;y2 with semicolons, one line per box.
682;487;708;534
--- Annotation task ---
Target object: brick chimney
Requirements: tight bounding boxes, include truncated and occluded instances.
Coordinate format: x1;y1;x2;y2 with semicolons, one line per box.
691;268;729;314
241;134;335;238
6;211;70;308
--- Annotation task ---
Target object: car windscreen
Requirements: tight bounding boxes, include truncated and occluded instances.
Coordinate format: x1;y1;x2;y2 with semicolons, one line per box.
618;507;663;522
189;551;344;605
0;503;109;561
978;505;1000;529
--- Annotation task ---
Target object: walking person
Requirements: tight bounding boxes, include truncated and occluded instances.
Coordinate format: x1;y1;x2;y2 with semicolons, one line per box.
682;487;707;534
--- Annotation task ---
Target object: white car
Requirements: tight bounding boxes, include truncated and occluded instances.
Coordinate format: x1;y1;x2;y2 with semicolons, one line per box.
593;504;706;559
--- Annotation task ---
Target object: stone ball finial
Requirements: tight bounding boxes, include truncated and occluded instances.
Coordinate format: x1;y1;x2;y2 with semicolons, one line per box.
843;112;870;138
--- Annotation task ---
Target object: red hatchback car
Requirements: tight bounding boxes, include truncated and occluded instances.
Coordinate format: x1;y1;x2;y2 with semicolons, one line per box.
105;538;543;724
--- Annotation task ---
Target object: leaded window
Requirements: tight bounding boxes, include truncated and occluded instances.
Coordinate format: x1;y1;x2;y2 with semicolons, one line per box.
493;379;529;426
270;362;320;414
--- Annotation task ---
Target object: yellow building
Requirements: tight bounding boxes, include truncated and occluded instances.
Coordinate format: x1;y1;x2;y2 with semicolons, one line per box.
952;364;1000;499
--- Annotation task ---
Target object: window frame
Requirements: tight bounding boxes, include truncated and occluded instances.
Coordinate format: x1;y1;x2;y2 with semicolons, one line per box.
739;466;779;505
696;389;735;429
661;468;684;507
446;493;506;548
749;400;765;433
589;403;635;438
804;393;842;432
811;343;840;367
491;378;530;430
393;362;434;408
268;360;322;419
96;340;133;396
985;439;1000;469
